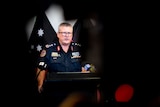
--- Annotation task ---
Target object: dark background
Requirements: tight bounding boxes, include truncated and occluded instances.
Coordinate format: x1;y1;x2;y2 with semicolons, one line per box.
2;0;159;107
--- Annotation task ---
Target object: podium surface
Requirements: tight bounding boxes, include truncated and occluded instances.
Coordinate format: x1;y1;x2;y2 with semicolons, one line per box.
39;72;102;107
46;72;101;82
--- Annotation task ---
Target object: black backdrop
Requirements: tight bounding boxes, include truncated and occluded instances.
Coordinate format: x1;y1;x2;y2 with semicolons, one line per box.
2;0;159;107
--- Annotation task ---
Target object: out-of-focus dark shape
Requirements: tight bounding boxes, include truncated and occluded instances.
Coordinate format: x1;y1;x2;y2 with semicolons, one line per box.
115;84;134;102
58;91;101;107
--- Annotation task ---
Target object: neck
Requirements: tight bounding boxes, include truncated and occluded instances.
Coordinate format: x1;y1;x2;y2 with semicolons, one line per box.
61;43;70;53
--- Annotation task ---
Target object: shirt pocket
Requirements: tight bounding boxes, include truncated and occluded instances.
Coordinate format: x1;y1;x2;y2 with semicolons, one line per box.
50;56;63;64
71;58;80;63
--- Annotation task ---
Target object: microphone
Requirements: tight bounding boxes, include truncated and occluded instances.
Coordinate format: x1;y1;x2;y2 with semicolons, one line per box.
84;63;96;73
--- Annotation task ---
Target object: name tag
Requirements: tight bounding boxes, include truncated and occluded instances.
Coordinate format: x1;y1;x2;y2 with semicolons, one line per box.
71;52;81;58
51;52;59;57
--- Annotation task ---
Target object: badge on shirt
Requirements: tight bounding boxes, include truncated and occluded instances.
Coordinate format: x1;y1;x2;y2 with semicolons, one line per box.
51;52;60;57
51;52;60;59
71;52;81;58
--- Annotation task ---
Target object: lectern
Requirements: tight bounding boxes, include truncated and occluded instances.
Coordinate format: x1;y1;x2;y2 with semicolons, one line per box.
41;72;101;107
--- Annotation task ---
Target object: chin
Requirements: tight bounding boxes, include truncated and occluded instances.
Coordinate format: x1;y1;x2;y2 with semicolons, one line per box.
62;42;70;45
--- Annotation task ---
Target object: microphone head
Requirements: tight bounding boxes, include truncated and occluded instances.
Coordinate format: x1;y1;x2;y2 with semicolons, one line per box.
84;63;96;73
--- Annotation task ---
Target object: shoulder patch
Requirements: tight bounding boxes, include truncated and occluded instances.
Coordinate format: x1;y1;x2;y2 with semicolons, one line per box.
40;49;46;57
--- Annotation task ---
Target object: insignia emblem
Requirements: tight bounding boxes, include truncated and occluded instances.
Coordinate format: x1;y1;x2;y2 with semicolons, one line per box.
57;46;60;51
71;52;81;58
40;50;46;57
71;46;73;51
51;52;59;57
39;62;45;66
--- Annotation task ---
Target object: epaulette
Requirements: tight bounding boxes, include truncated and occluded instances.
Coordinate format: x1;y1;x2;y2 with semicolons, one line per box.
71;42;81;47
45;42;57;48
71;42;81;52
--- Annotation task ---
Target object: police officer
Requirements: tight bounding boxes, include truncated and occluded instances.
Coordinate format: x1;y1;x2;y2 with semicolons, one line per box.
36;22;87;93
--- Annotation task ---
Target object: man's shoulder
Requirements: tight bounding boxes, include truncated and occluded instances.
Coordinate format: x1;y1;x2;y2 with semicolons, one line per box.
71;42;81;47
45;42;58;49
71;42;81;52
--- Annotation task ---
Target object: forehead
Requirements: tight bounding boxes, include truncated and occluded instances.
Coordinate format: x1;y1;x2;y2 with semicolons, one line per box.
59;26;73;31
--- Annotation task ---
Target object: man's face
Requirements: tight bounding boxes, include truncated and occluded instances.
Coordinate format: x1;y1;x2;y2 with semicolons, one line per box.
57;26;73;45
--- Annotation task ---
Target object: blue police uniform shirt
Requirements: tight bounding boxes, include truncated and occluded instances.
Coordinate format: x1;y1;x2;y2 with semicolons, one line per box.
37;41;82;72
